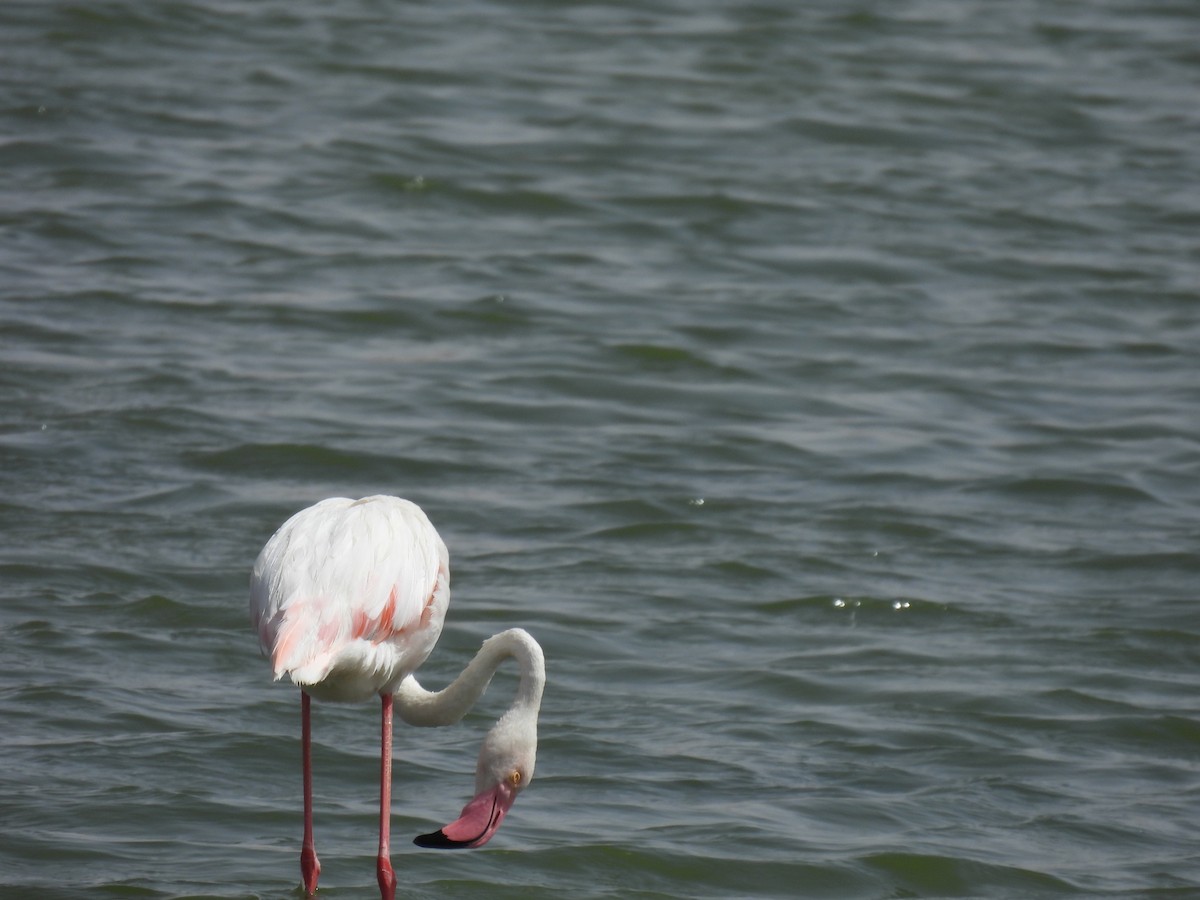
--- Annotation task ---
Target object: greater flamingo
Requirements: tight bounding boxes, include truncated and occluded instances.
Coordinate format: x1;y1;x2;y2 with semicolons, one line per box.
249;495;545;899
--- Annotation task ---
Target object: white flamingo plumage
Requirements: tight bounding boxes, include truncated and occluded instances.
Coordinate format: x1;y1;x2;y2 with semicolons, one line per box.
250;495;545;899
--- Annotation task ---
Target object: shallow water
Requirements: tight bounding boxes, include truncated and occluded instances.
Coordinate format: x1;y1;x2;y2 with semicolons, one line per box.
2;1;1198;898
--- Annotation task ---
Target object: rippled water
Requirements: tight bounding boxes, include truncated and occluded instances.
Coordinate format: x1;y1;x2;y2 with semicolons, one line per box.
2;1;1198;898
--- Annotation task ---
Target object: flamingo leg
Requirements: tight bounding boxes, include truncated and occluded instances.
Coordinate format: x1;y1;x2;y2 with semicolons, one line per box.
300;691;321;895
377;692;397;899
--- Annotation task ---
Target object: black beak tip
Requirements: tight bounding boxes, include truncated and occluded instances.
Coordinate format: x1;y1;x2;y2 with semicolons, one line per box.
414;829;468;850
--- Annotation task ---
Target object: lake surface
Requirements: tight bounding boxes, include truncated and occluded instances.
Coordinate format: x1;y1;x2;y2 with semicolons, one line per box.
2;1;1198;898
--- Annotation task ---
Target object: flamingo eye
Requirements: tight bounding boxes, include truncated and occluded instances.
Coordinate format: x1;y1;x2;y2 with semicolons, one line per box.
508;770;522;786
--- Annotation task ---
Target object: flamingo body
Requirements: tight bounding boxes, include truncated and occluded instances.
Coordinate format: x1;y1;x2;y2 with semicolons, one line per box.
251;495;449;701
250;495;544;899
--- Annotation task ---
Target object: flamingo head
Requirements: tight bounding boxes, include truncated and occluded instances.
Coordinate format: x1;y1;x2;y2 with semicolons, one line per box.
413;711;537;849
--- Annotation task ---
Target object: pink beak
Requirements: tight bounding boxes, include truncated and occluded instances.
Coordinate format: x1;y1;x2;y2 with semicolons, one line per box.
413;781;518;849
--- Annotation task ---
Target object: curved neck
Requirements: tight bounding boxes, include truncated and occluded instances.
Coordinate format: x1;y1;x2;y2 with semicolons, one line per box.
394;628;544;728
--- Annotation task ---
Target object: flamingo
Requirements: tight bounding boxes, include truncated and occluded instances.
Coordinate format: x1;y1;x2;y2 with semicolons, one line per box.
249;495;545;899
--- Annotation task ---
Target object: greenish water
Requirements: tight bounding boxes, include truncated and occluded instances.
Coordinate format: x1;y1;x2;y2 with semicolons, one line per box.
2;1;1198;898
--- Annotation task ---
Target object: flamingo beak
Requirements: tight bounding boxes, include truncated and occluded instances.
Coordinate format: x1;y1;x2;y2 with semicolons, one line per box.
413;780;518;849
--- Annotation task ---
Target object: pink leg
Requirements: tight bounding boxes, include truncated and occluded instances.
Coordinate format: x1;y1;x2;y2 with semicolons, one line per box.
300;691;321;896
377;693;397;899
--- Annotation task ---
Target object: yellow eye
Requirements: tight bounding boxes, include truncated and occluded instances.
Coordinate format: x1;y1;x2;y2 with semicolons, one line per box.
508;771;522;786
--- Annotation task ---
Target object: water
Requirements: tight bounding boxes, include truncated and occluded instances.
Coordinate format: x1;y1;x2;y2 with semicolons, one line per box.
2;1;1198;897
